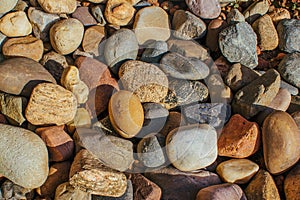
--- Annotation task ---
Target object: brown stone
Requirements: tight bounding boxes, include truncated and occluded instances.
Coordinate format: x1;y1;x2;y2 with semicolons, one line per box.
72;6;97;26
206;19;227;52
0;114;8;124
291;111;300;130
82;26;106;56
67;108;91;134
269;8;291;25
37;0;77;14
105;0;135;26
218;114;261;158
284;162;300;200
2;36;44;61
160;111;186;137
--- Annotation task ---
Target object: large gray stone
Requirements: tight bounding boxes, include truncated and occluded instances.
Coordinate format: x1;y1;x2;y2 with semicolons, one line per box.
278;53;300;89
277;19;300;53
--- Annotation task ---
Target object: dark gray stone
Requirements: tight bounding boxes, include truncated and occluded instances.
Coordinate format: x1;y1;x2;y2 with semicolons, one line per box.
91;5;106;26
143;103;169;119
277;19;300;53
278;53;300;89
92;180;133;200
219;22;258;68
140;41;168;63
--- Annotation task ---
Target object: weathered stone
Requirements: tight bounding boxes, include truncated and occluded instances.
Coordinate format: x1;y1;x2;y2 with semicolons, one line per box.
281;80;299;95
92;180;133;200
82;26;106;57
160;111;186;136
278;53;300;89
269;8;291;24
25;83;77;125
227;8;245;24
0;124;48;189
105;0;135;26
91;5;106;26
0;32;6;52
219;22;258;68
37;0;77;14
206;19;227;52
14;0;29;11
55;182;92;200
207;74;233;103
0;180;30;200
243;0;269;24
186;0;221;19
141;41;168;63
277;19;300;53
72;6;97;26
67;108;91;133
0;0;18;14
284;162;300;200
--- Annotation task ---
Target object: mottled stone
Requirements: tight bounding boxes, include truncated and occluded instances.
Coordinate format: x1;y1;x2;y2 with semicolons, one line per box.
72;6;97;26
206;19;227;52
0;0;18;14
278;53;300;89
284;162;300;200
269;8;291;24
82;25;105;57
93;180;133;200
0;124;48;189
243;0;269;23
186;0;221;19
227;8;245;24
55;182;91;200
37;0;77;14
105;0;135;26
277;19;300;53
91;5;106;26
141;41;168;63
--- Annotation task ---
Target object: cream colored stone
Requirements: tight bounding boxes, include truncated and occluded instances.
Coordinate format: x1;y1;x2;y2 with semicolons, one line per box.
37;0;77;14
0;0;18;14
105;0;135;26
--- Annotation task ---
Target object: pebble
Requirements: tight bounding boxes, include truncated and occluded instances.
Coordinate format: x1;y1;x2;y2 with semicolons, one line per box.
2;36;44;62
263;111;300;174
243;0;269;24
216;159;259;184
218;114;261;158
82;25;105;57
14;0;29;11
278;53;300;89
289;95;300;113
281;80;299;95
93;180;133;200
160;111;186;136
144;167;221;200
227;8;245;24
37;0;77;14
160;52;209;80
0;57;56;95
284;162;300;200
91;5;107;26
219;21;258;68
55;182;91;200
0;180;30;199
0;124;48;189
0;11;32;37
196;183;247;200
292;111;300;129
207;74;233;103
206;19;227;52
141;40;168;63
166;124;218;171
133;6;170;44
252;14;278;51
0;0;18;14
245;170;280;200
232;69;280;119
50;18;84;55
105;0;135;26
25;83;77;125
72;6;97;26
185;0;221;19
27;7;60;41
277;19;300;53
172;10;206;40
269;8;291;24
67;108;91;133
108;90;144;138
104;29;138;74
119;60;168;103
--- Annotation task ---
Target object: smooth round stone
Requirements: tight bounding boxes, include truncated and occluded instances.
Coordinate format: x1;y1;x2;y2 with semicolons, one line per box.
37;0;77;14
105;0;135;26
277;19;300;53
108;90;144;138
185;0;221;19
278;53;300;89
166;124;218;171
119;60;168;103
0;0;18;14
67;108;91;133
0;11;32;37
160;52;209;80
263;111;300;174
141;41;168;63
243;0;269;23
50;18;84;55
216;159;259;184
0;124;48;189
284;163;300;200
133;6;170;44
172;10;206;40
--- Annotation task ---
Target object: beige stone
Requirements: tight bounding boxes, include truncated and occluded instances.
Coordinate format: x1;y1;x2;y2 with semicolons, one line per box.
0;0;18;14
105;0;135;26
67;108;91;134
37;0;77;14
82;26;105;56
269;8;291;24
55;182;91;200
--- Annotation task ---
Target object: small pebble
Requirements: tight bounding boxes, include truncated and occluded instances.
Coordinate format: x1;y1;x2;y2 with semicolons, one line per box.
105;0;135;26
278;53;300;89
37;0;77;14
185;0;221;19
91;5;106;26
206;19;227;52
72;6;97;26
227;8;245;24
269;8;291;25
67;107;91;133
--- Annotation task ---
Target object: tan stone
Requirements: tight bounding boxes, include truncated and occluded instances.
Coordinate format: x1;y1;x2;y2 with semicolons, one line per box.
105;0;135;26
206;19;227;52
25;83;77;126
37;0;77;14
0;0;18;14
82;26;105;56
269;8;291;24
284;162;300;200
67;108;91;134
55;182;91;200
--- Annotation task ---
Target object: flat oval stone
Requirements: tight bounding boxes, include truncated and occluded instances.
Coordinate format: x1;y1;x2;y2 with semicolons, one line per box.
25;83;77;126
0;124;48;189
263;111;300;174
0;0;18;14
186;0;221;19
166;124;218;171
160;52;209;80
278;53;300;89
37;0;77;14
0;57;56;95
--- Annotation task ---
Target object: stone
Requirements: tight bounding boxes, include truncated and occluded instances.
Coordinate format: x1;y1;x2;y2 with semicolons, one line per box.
119;60;168;103
269;8;291;24
206;19;227;52
93;180;133;200
281;80;299;95
74;128;134;172
292;111;300;129
206;74;233;103
196;183;246;200
50;18;84;55
243;0;269;24
0;57;56;95
14;0;29;11
160;52;209;80
288;95;300;113
25;83;77;125
27;7;60;41
172;10;206;40
109;90;144;138
0;92;27;126
219;22;258;69
166;124;218;171
245;170;280;200
0;124;48;189
36;126;74;162
55;182;91;200
218;114;261;158
69;149;127;197
82;26;106;57
0;0;18;14
130;174;162;200
133;6;170;44
183;103;231;128
160;111;186;136
91;5;106;26
227;8;245;24
104;29;138;74
0;32;6;51
141;41;168;63
2;36;44;62
278;53;300;89
0;180;30;200
0;11;32;37
284;163;300;200
216;159;259;184
67;108;91;133
186;0;221;19
232;69;280;119
37;0;77;14
263;111;300;174
0;114;8;124
105;0;135;26
225;63;260;92
277;19;300;53
72;6;97;26
144;167;221;200
214;56;232;78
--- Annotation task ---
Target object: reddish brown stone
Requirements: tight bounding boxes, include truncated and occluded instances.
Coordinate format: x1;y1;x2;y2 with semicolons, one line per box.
0;114;8;124
218;114;261;158
160;111;186;137
72;6;97;26
284;162;300;200
214;56;231;78
206;19;227;52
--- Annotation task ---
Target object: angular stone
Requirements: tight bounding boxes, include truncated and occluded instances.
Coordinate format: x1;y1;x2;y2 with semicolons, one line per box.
55;182;91;200
130;174;161;200
0;180;30;200
278;53;300;89
206;19;227;52
160;111;186;136
219;22;258;68
93;180;133;200
243;0;269;24
0;124;48;189
227;8;245;24
2;36;44;62
186;0;221;19
277;19;300;53
269;8;291;24
82;26;105;57
25;83;77;125
207;74;233;103
37;0;77;14
263;111;300;174
0;32;6;52
281;80;299;95
67;108;91;133
0;57;56;95
232;69;281;118
91;5;106;26
0;0;18;14
105;0;135;26
72;6;97;26
284;162;300;200
141;41;168;63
